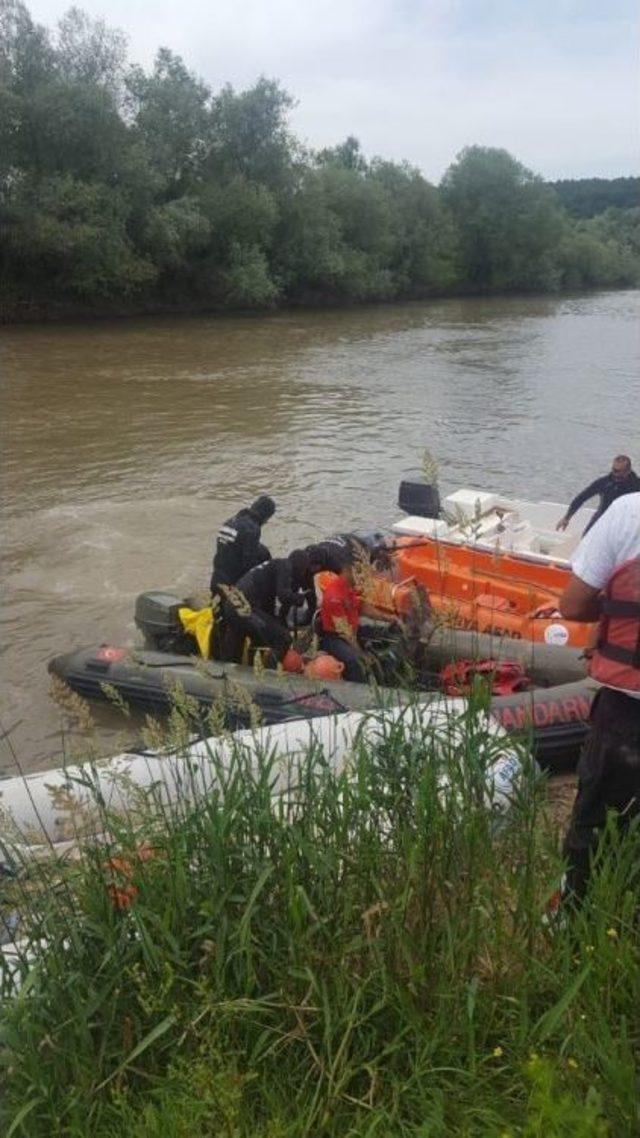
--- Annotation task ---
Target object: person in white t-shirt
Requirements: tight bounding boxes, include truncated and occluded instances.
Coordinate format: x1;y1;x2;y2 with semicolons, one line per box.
559;492;640;900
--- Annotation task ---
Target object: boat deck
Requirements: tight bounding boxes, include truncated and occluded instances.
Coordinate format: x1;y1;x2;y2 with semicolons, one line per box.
392;488;596;569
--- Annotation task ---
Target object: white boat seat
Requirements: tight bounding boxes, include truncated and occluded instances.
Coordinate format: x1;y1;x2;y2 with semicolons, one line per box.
392;517;449;538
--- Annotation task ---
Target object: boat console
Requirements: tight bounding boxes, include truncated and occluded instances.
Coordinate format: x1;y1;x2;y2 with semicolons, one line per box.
393;486;595;569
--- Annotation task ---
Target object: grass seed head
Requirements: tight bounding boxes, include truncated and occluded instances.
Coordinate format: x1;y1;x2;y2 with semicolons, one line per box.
421;448;439;484
218;584;252;617
49;676;95;733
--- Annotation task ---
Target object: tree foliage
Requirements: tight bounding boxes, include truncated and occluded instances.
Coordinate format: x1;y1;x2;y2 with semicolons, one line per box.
1;1;638;315
441;146;566;292
552;176;639;219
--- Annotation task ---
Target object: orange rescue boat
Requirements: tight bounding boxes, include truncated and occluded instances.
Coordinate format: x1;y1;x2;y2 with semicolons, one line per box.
369;485;599;649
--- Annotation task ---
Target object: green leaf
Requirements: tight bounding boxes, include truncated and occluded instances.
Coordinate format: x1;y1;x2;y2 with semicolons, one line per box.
6;1097;40;1138
533;964;591;1044
94;1013;176;1091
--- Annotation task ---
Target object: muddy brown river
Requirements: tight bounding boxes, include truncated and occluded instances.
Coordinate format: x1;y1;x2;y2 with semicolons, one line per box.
1;291;638;773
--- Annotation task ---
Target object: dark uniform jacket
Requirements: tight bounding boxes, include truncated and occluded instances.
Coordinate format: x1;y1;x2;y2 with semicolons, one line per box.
234;558;308;617
210;510;270;590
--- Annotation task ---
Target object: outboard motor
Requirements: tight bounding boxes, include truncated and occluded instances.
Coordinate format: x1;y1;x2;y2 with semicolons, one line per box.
349;530;387;554
398;477;441;519
340;530;391;570
135;591;189;652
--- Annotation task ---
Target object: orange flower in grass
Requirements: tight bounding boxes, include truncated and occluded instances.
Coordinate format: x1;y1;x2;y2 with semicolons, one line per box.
107;882;139;910
105;843;159;910
107;856;134;876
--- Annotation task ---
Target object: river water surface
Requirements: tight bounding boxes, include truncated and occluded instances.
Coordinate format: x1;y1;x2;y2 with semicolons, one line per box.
1;291;639;773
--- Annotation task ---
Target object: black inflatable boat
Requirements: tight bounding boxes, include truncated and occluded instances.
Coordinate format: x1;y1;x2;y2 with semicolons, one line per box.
49;592;595;771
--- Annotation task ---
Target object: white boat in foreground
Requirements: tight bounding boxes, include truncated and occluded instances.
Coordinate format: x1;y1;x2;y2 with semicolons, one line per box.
1;700;523;857
1;700;528;997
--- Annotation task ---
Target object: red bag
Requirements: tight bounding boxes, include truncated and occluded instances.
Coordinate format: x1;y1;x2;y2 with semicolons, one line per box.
440;658;532;697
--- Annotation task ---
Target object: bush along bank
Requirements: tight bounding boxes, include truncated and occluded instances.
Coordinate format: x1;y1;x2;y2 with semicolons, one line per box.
1;692;639;1137
1;4;639;322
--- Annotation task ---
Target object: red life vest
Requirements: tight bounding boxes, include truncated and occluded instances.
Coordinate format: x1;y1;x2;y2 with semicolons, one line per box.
589;557;640;692
319;575;361;634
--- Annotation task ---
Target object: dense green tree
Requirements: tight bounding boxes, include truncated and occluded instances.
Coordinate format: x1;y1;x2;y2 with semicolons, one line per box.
441;146;565;292
276;155;457;303
369;159;458;294
1;2;637;316
189;176;280;306
0;0;53;95
589;206;640;261
56;6;127;99
557;208;640;290
3;174;154;298
0;1;52;182
209;78;296;191
223;242;280;307
277;164;395;302
551;176;639;218
20;79;129;180
199;175;279;254
274;169;348;300
141;197;211;272
317;135;367;173
126;49;212;192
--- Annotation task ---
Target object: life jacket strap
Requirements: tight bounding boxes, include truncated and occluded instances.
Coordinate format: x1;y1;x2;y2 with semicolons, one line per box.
601;598;640;618
596;638;640;668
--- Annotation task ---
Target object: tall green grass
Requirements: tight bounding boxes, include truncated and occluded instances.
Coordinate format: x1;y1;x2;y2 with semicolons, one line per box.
1;700;638;1137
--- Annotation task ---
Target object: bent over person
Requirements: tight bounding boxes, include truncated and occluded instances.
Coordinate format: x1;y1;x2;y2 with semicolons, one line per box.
219;549;312;668
556;455;639;536
210;495;275;593
559;492;640;901
317;560;394;682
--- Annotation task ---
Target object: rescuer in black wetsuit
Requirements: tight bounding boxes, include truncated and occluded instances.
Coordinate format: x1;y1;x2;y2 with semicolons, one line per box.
306;532;389;574
219;549;313;666
210;495;275;593
304;533;390;615
556;455;639;536
305;535;359;574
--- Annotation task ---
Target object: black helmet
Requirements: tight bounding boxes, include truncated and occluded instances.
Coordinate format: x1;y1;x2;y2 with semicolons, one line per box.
305;543;326;572
250;495;276;523
306;543;348;572
289;548;312;584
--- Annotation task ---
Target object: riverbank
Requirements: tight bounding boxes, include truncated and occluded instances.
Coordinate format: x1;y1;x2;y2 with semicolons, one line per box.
0;296;245;326
0;281;635;326
2;706;638;1137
